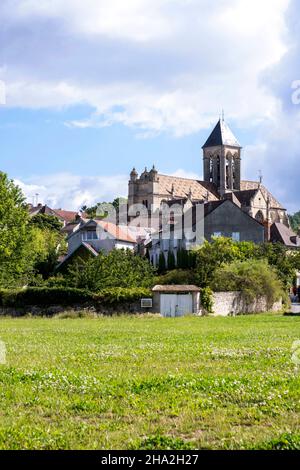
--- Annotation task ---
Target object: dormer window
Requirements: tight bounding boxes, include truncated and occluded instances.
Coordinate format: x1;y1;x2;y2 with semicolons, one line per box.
82;230;98;241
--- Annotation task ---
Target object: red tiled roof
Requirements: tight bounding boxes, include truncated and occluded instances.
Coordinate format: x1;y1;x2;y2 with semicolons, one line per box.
53;209;80;223
96;221;136;243
157;174;219;201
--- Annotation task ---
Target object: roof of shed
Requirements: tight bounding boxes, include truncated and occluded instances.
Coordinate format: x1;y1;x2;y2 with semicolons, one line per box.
152;285;200;292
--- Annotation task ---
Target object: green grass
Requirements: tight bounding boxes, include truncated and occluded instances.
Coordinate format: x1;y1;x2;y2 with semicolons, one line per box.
0;313;300;450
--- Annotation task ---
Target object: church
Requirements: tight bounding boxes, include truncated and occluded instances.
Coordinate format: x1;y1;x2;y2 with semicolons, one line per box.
128;117;291;243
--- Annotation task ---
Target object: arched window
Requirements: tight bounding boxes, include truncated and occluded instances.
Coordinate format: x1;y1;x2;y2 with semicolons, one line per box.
255;210;264;223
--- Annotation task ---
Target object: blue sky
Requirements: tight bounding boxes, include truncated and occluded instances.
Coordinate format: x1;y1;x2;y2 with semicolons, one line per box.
0;0;299;211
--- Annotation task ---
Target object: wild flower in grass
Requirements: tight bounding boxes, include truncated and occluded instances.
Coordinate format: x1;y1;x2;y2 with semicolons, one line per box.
0;341;6;365
291;340;300;371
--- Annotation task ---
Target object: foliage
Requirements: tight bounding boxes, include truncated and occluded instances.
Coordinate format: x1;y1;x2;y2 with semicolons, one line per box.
167;250;176;270
0;286;151;308
67;249;155;291
155;269;196;285
258;242;297;289
211;259;285;307
0;173;34;287
0;287;93;307
289;211;300;233
176;248;196;269
27;227;66;280
200;287;214;313
194;237;258;287
82;197;128;219
93;287;151;304
29;213;63;232
158;252;166;273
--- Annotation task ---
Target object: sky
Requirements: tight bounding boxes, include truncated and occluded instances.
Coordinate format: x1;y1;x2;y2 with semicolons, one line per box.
0;0;299;212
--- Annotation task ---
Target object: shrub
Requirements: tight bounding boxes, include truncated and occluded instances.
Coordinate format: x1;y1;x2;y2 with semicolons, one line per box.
0;287;93;307
68;249;155;290
211;259;285;307
94;287;151;304
0;287;152;308
200;287;213;313
155;269;196;285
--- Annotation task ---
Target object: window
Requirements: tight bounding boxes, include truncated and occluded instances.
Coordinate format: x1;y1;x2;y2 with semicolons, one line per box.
232;232;240;242
82;230;98;241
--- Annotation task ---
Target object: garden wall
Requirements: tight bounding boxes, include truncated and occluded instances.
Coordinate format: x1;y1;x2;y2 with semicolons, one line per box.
212;291;282;316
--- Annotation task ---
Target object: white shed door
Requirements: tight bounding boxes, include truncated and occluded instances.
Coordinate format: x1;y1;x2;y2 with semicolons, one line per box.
160;294;193;317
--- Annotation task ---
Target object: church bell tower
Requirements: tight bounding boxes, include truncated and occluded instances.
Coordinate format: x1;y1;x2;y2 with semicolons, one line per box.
202;117;242;196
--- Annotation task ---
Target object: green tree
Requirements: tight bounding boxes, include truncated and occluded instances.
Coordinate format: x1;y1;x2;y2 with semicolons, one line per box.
211;259;286;307
27;227;66;280
158;252;166;273
167;250;176;270
29;213;63;232
0;173;33;287
257;242;296;289
194;237;257;287
289;211;300;233
68;249;155;291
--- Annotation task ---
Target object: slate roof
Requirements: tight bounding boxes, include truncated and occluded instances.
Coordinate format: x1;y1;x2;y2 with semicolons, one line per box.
202;119;241;149
270;223;300;248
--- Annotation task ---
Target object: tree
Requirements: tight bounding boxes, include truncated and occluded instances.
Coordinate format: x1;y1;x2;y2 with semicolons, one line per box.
158;252;166;273
82;197;128;219
289;211;300;233
257;242;296;289
29;213;63;232
27;227;66;280
211;259;286;307
194;237;258;287
68;249;155;291
0;173;32;286
167;250;176;270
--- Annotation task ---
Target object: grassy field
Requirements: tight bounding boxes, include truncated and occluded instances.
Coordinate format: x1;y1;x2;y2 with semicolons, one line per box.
0;313;300;450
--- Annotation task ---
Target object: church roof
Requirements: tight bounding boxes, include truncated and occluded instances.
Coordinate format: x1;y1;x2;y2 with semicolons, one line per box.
233;189;259;206
157;174;219;202
240;181;284;210
202;119;241;149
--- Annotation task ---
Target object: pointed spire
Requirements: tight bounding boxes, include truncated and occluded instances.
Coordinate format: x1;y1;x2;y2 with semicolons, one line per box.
202;117;241;149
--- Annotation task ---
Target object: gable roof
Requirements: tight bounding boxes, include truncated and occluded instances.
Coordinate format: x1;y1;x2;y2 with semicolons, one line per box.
233;189;260;206
240;181;284;210
70;219;136;244
157;174;219;202
202;119;241;149
96;220;136;243
270;223;300;248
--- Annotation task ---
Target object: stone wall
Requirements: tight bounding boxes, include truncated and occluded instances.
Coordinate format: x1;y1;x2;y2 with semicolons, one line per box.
212;291;282;316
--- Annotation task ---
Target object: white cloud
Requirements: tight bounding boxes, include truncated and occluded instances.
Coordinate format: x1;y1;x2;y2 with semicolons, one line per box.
15;173;129;210
0;0;290;136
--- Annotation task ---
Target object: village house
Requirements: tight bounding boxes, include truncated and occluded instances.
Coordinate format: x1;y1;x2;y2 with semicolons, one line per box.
57;219;137;271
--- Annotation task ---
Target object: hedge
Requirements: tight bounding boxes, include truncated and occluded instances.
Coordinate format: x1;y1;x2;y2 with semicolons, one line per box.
0;287;152;308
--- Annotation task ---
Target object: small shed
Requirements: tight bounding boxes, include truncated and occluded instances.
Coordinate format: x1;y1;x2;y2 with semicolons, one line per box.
152;285;201;317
